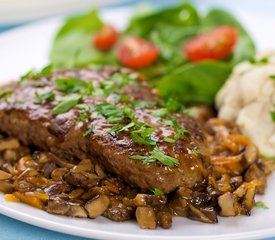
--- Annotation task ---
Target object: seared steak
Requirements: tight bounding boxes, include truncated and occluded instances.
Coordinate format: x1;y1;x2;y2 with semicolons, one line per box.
0;67;209;193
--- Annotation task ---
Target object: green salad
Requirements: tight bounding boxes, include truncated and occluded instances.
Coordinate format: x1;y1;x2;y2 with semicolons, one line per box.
50;1;255;105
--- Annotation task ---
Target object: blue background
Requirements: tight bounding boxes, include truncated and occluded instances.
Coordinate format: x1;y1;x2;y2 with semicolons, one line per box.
0;0;274;239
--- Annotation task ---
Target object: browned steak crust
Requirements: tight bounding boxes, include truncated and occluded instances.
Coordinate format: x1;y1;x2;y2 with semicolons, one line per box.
0;67;210;193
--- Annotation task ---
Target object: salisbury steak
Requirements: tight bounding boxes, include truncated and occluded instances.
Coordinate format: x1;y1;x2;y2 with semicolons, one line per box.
0;67;209;193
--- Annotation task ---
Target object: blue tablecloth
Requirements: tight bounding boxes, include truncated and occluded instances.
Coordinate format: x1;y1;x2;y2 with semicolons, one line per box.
0;0;274;239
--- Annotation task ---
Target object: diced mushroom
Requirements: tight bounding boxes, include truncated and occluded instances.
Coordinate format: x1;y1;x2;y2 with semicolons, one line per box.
216;175;232;193
72;159;93;173
85;194;110;218
245;163;267;194
42;162;57;179
169;197;188;217
218;192;240;216
156;208;172;229
51;168;69;181
241;185;256;216
244;144;258;166
44;182;69;196
69;188;85;199
95;164;106;178
188;204;218;224
136;206;157;229
103;205;134;222
230;176;243;189
64;171;99;188
47;153;74;169
134;194;166;207
0;170;12;180
0;139;20;151
47;198;87;218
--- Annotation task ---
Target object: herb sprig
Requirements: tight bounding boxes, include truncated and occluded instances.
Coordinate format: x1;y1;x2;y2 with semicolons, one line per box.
151;188;164;197
34;91;55;104
131;147;179;167
255;201;269;209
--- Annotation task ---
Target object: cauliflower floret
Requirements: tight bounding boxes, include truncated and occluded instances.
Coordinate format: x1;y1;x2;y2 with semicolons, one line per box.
216;51;275;157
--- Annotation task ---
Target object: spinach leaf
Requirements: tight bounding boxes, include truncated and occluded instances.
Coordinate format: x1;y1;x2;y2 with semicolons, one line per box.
50;10;117;68
125;2;200;37
157;61;232;105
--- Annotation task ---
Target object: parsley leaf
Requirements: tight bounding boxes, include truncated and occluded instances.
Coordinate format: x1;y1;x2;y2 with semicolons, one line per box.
255;201;269;209
271;111;275;122
270;75;275;80
94;102;124;123
111;122;136;134
191;148;200;157
131;127;156;145
34;90;55;104
76;103;90;121
20;64;53;81
0;89;13;99
151;188;164;197
133;101;156;108
163;117;190;143
83;125;94;137
149;108;169;117
53;95;81;115
55;78;90;94
131;147;179;167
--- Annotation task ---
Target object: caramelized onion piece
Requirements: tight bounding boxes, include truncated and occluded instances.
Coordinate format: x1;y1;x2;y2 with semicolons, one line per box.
0;170;12;180
0;139;20;151
0;181;13;193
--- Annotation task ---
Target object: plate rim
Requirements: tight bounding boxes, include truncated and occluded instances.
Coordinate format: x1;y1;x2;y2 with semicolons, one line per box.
1;201;275;240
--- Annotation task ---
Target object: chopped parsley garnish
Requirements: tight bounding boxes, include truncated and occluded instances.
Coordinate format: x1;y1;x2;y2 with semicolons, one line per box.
52;95;81;115
93;102;124;123
131;147;179;167
55;78;93;94
191;148;200;157
131;127;156;145
83;125;94;137
149;108;169;117
0;89;13;99
40;64;53;75
151;188;164;197
269;75;275;80
255;201;269;209
133;101;156;108
76;103;90;121
110;122;136;134
34;90;55;104
270;111;275;122
20;64;53;80
163;117;190;143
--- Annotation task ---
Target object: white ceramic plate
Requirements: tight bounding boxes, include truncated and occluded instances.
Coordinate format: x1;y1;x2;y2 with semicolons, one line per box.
0;0;119;24
0;5;275;240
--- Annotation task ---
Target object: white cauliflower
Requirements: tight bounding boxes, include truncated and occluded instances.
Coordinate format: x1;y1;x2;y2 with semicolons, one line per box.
216;51;275;157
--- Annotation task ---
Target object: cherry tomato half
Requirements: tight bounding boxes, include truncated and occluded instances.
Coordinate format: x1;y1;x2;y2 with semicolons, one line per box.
93;25;119;50
183;25;238;62
117;37;159;69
